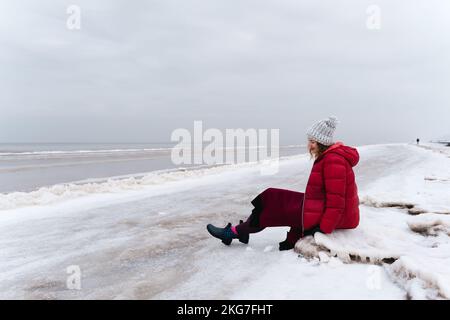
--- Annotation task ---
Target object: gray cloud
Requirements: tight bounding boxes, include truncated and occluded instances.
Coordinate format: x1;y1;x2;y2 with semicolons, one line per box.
1;0;449;145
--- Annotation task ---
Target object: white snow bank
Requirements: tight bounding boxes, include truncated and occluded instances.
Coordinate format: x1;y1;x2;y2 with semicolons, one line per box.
358;144;450;215
295;207;450;299
230;250;405;300
407;213;450;236
295;206;406;265
295;143;450;299
418;142;450;157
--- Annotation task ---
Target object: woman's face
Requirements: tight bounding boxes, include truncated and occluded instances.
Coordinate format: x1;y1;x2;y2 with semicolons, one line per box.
308;139;318;155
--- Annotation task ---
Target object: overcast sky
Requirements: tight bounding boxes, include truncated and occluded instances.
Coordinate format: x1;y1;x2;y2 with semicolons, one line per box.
1;0;449;145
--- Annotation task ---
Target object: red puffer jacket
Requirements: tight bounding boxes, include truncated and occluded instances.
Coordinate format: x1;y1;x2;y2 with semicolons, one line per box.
303;141;360;234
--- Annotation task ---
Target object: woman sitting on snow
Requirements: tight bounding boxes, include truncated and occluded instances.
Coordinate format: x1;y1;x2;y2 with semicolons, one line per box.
207;116;360;251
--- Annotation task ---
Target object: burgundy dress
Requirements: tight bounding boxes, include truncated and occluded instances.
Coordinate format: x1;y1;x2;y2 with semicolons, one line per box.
249;187;304;229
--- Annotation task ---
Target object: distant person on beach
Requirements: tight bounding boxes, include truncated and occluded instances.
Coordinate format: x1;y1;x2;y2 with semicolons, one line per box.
417;138;420;145
207;116;360;251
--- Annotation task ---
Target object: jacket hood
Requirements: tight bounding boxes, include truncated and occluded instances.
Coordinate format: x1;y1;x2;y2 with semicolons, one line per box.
320;141;360;167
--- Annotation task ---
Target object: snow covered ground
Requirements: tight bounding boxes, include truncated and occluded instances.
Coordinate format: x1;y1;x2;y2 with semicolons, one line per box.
0;142;449;299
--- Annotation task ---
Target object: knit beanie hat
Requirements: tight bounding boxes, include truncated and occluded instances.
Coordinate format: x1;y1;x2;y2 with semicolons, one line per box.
306;116;339;146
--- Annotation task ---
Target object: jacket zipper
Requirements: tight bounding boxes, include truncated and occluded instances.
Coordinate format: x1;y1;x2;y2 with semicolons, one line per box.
302;159;317;238
301;191;306;237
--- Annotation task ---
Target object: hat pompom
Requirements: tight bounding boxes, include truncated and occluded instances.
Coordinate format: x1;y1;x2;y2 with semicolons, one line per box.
326;116;338;129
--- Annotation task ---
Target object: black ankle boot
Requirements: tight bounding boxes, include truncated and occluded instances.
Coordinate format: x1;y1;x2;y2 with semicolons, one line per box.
206;222;237;245
236;220;249;244
278;239;295;251
206;221;249;245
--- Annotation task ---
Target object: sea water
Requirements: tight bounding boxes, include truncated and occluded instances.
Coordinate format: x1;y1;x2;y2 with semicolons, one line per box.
0;143;306;193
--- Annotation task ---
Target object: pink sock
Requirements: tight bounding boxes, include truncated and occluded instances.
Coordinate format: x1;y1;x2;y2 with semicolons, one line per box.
231;226;238;235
